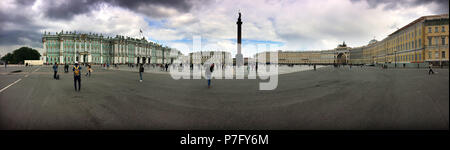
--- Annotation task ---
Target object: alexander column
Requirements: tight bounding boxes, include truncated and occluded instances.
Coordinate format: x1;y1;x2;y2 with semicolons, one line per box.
235;12;244;67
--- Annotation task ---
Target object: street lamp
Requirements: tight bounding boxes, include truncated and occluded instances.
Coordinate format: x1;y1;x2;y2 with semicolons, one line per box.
394;51;397;68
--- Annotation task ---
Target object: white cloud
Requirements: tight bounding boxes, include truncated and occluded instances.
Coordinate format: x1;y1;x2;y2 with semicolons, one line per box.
0;0;445;57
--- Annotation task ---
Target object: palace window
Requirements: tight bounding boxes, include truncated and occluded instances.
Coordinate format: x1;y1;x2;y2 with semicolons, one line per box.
428;37;432;45
435;52;439;58
442;37;446;45
418;39;421;48
443;51;446;58
428;27;432;33
435;38;439;45
435;27;438;33
442;26;446;32
429;52;432;59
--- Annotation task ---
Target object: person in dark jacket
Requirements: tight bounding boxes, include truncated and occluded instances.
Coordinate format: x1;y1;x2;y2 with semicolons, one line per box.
139;63;144;82
52;63;58;79
64;64;69;73
428;63;434;75
206;63;215;88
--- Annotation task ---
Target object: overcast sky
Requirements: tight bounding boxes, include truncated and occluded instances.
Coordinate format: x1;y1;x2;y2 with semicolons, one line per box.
0;0;448;57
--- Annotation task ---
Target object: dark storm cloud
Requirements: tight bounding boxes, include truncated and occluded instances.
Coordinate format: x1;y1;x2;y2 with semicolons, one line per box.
0;29;42;48
0;0;43;49
15;0;36;5
109;0;193;13
43;0;102;20
351;0;449;14
0;0;200;53
39;0;198;20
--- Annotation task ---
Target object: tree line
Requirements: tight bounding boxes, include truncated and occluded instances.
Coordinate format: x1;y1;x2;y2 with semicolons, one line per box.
1;47;41;64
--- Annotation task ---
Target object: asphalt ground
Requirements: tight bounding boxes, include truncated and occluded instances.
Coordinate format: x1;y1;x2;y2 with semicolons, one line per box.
0;65;448;130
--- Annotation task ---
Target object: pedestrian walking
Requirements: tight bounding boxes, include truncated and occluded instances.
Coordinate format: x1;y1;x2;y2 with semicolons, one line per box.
73;62;82;91
139;63;144;82
206;63;215;88
52;63;58;79
313;64;316;71
85;64;92;77
428;63;434;75
64;64;69;73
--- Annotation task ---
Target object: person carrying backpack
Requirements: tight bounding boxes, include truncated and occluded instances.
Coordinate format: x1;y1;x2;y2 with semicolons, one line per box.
73;62;82;91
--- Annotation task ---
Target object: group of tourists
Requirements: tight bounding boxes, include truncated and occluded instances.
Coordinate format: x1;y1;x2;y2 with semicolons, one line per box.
51;62;93;92
156;64;169;72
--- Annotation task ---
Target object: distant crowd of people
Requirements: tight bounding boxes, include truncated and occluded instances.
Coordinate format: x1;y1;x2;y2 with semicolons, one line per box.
46;60;443;93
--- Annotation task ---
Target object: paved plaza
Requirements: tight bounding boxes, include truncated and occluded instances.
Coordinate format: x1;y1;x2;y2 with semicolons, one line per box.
0;65;448;130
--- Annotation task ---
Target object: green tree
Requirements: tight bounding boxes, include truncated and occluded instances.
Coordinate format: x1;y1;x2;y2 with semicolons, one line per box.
0;53;14;63
0;47;41;64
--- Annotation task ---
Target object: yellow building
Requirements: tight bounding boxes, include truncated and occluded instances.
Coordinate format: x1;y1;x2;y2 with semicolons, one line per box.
189;51;232;65
367;14;449;67
256;14;449;67
256;42;349;65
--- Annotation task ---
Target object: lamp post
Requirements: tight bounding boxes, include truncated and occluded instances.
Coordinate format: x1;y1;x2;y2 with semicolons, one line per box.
394;51;397;68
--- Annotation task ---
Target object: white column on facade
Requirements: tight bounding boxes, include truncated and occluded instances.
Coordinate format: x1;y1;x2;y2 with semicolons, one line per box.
73;40;76;62
89;40;92;53
136;46;138;64
60;38;64;64
89;40;92;63
119;44;122;64
126;47;128;62
114;43;118;64
78;41;81;62
43;39;47;63
100;41;103;64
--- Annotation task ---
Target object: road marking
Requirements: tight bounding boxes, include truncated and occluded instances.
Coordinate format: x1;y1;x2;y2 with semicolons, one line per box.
23;67;40;78
0;66;41;93
0;78;22;93
32;67;41;73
